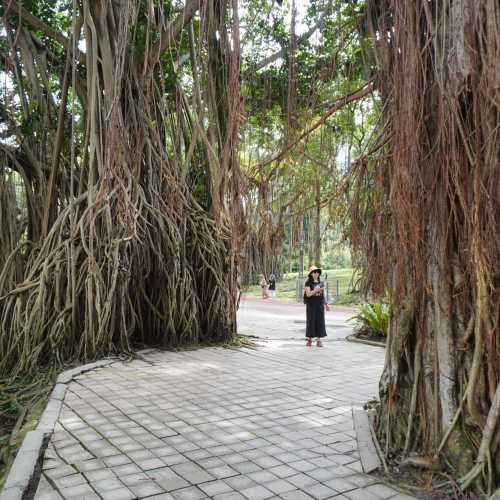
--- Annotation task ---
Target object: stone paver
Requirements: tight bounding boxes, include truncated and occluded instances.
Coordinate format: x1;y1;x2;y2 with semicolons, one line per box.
31;302;416;500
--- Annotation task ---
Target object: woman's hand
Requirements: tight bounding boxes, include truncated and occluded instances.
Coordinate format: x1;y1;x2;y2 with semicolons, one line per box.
325;303;331;311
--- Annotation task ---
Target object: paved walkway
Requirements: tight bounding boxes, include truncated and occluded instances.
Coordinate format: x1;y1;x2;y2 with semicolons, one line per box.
34;301;416;500
237;297;355;341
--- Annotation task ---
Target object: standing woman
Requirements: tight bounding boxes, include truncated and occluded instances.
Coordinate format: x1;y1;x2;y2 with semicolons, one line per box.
304;266;330;346
258;274;269;299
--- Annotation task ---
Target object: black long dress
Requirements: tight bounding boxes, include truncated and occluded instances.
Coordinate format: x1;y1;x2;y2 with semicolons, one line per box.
304;278;327;338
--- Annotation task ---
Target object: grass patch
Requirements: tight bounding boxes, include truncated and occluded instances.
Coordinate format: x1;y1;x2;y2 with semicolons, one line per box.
242;268;361;305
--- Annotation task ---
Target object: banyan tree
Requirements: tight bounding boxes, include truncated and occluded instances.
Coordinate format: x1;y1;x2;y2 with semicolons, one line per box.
350;0;500;494
0;0;243;375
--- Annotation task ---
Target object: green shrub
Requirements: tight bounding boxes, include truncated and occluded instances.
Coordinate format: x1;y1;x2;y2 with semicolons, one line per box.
349;302;390;337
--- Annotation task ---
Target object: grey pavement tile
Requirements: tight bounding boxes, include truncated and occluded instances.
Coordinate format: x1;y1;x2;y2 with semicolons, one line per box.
344;474;378;488
219;453;247;466
295;449;320;460
58;482;97;498
171;486;208;500
91;447;122;459
174;442;200;453
247;470;278;484
308;457;338;468
112;462;142;477
118;442;146;453
307;468;343;483
344;488;380;500
286;473;319;489
136;457;167;471
231;461;262;474
275;489;315;500
264;479;296;495
230;442;254;453
62;451;94;463
34;475;63;500
327;454;357;466
53;473;87;489
323;465;355;477
198;479;234;496
196;457;226;469
323;477;358;493
252;456;282;469
364;483;401;498
346;461;363;473
171;462;215;484
184;449;212;461
127;449;155;462
120;472;150;486
224;475;258;490
213;493;246;500
91;477;126;493
206;465;239;479
275;452;302;463
207;445;233;457
45;465;78;480
75;459;105;473
160;453;190;467
304;482;339;499
84;468;117;482
239;485;274;500
42;458;63;471
268;464;297;479
289;460;317;473
129;480;166;498
102;454;132;467
152;446;179;457
148;467;190;491
99;487;136;500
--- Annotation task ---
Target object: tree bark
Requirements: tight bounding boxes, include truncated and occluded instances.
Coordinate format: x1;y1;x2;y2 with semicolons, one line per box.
355;0;500;492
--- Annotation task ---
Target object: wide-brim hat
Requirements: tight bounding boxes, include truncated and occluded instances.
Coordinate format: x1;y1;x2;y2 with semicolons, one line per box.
308;265;322;277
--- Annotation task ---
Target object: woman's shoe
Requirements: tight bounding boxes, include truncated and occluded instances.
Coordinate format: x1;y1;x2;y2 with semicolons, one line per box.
316;340;323;347
306;338;312;347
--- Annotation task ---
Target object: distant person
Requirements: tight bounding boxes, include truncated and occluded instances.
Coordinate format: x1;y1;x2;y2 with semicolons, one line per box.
303;266;330;347
268;274;276;297
258;274;269;299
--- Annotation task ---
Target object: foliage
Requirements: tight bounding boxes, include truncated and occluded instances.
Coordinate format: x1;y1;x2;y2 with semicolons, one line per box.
349;302;389;338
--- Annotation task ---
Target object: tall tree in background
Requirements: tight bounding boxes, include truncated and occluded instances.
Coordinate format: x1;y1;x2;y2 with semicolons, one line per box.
350;0;500;493
238;0;375;283
0;0;242;375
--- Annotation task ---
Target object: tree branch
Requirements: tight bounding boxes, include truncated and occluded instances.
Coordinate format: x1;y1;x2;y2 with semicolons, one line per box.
250;16;325;73
1;0;86;65
254;80;376;169
147;0;203;70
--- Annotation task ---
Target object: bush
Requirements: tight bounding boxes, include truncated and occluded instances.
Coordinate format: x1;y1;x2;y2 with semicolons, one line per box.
349;302;389;338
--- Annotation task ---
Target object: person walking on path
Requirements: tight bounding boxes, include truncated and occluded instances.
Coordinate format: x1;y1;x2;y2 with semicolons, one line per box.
268;273;276;297
304;265;330;347
259;274;269;299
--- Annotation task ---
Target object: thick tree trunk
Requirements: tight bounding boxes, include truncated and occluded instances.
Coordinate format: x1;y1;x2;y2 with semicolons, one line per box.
356;0;500;493
0;0;240;375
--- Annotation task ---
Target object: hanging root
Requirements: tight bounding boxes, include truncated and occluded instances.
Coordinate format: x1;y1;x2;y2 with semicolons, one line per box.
459;383;500;493
0;0;239;377
349;0;500;494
